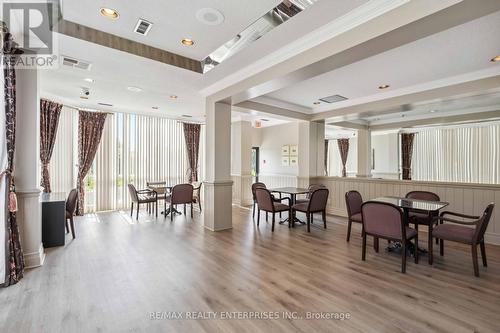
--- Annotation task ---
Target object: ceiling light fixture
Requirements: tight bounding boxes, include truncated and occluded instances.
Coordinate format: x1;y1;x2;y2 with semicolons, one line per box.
491;55;500;62
100;7;119;19
84;78;95;83
181;38;194;46
182;114;192;118
430;110;437;113
170;95;178;100
378;84;390;90
127;86;143;92
152;106;159;110
313;101;321;105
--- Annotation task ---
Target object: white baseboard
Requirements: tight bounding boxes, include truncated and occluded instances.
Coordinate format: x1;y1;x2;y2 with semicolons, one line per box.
24;243;45;268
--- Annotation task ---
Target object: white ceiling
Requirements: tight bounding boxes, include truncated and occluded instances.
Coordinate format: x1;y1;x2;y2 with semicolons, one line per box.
61;0;280;61
265;10;500;112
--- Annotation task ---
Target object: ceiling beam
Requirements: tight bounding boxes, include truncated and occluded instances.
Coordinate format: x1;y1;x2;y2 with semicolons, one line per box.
311;75;500;121
235;101;311;121
328;121;369;130
370;109;500;131
57;20;203;73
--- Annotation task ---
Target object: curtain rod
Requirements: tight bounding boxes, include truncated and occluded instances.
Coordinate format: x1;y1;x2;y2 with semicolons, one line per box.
177;121;205;125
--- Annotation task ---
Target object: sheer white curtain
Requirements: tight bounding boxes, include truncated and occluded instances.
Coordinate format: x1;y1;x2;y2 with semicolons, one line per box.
50;110;201;212
412;124;500;184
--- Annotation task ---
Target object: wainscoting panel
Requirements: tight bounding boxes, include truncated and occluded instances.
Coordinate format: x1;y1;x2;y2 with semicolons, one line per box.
311;177;500;245
258;174;298;189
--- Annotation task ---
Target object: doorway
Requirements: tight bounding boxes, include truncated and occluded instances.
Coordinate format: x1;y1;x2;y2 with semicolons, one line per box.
251;147;260;183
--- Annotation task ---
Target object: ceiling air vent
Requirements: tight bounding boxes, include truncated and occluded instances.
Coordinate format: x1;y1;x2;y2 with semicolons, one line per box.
61;56;92;70
134;19;153;35
319;94;348;104
98;102;113;107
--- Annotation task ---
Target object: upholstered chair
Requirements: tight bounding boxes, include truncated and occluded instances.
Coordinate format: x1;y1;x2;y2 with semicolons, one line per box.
166;184;194;221
127;184;158;220
431;203;494;277
292;188;329;232
361;201;419;273
255;188;290;232
345;190;363;242
65;189;78;239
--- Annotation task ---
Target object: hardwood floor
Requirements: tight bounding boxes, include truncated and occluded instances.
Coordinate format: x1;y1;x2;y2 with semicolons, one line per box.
1;207;499;333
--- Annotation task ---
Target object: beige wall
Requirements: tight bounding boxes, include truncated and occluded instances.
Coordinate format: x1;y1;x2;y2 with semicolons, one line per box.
371;132;399;179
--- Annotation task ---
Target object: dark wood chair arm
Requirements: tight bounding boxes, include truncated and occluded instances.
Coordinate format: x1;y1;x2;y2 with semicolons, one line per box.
137;189;157;198
440;211;479;219
433;216;478;225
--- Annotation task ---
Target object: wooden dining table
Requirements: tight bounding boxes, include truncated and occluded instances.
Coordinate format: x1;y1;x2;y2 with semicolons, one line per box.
269;187;310;225
146;184;181;216
371;196;449;261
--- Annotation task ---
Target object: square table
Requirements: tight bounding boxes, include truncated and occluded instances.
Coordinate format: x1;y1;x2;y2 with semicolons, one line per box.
269;187;310;225
371;196;449;260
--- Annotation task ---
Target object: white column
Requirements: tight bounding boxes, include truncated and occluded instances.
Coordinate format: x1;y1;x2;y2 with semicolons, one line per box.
356;128;372;178
298;121;325;187
231;120;253;206
15;68;45;268
204;101;233;231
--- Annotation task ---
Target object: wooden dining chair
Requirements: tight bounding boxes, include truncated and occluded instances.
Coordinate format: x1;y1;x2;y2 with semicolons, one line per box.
192;182;202;212
127;184;158;220
166;184;194;221
345;190;363;242
251;182;289;220
292;188;329;232
65;189;78;239
361;201;419;273
431;203;494;277
255;188;290;232
406;191;441;259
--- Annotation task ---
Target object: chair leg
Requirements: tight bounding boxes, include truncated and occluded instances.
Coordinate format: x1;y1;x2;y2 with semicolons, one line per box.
136;203;140;220
414;234;419;264
306;212;311;233
183;204;186;215
440;239;444;256
322;211;326;229
429;235;434;265
266;212;268;222
257;209;260;226
480;241;487;267
472;244;479;277
65;219;69;233
362;232;367;261
272;214;275;232
198;200;202;212
70;216;75;239
289;209;292;228
191;203;193;218
428;224;433;264
374;237;379;253
252;202;256;218
310;213;313;224
130;203;134;217
402;241;407;273
346;219;352;242
170;204;173;221
156;201;158;218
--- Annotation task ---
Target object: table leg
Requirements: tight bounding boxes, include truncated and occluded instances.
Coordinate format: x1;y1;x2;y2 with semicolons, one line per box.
386;208;427;257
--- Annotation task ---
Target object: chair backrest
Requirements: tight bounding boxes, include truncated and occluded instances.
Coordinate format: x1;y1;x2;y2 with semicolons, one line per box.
361;201;405;240
66;189;78;215
345;190;363;218
192;182;202;199
308;188;329;212
255;188;274;212
406;191;440;202
147;181;167;194
307;184;326;199
474;203;495;242
251;182;267;201
127;184;139;202
171;184;194;205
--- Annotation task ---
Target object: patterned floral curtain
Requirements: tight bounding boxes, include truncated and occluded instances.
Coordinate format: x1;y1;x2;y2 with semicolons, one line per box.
182;123;201;183
2;32;24;286
39;99;62;193
337;138;349;177
76;111;107;215
401;133;415;180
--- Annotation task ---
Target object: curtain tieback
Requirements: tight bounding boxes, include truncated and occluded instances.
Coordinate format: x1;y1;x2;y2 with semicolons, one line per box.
0;170;18;213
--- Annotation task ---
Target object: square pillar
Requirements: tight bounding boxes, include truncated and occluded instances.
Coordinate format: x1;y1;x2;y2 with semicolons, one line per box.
204;101;233;231
298;121;325;187
356;129;372;178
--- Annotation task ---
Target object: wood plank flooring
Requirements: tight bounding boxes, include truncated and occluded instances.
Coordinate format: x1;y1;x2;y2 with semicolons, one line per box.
1;207;499;333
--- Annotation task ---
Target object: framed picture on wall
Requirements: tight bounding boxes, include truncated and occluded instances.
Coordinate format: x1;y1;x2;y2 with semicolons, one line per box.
290;145;298;156
281;145;290;155
282;156;290;166
289;156;298;166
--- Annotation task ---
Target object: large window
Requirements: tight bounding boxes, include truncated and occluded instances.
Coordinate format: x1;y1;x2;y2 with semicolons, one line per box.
411;123;500;184
49;107;204;212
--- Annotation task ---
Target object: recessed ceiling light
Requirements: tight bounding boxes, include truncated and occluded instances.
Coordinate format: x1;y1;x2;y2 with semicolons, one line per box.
84;78;95;83
378;84;390;89
152;106;159;110
491;55;500;62
313;101;321;105
170;95;178;100
195;8;225;26
127;86;142;92
181;38;194;46
430;110;437;113
100;7;119;19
